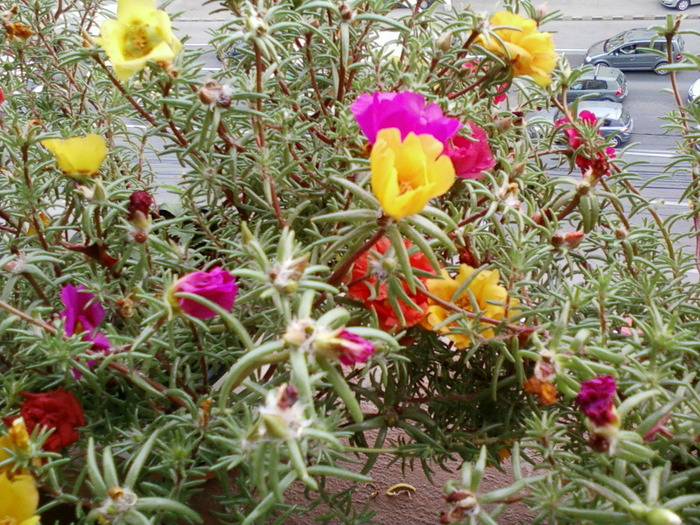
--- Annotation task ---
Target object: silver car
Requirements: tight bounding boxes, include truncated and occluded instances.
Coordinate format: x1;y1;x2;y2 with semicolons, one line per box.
659;0;700;10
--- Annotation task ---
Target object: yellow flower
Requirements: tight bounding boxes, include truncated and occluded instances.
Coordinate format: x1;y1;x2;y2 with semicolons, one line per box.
477;11;557;87
41;134;107;178
0;472;40;525
370;128;456;220
95;0;183;81
421;264;517;349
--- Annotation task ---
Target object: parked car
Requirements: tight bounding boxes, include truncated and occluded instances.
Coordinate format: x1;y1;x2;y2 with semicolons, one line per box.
584;29;684;75
659;0;700;10
688;78;700;103
555;101;634;147
566;65;628;103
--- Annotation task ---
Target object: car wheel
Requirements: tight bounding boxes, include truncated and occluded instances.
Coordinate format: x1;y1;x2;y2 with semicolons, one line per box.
593;61;610;68
610;136;622;148
677;0;690;10
654;61;670;75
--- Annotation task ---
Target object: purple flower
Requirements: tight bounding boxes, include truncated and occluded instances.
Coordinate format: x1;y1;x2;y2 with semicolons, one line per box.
444;122;495;179
60;284;110;349
575;375;618;426
350;91;461;145
169;267;238;319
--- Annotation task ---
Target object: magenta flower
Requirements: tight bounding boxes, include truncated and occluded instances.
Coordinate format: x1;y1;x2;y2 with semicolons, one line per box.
60;284;110;350
336;330;375;366
555;111;616;177
444;122;495;179
575;375;618;426
314;328;375;366
169;267;238;319
350;91;461;145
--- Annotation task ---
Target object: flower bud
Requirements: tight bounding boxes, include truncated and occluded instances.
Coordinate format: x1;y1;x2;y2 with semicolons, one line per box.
646;508;683;525
338;1;355;21
127;190;153;239
435;31;452;53
314;328;375;366
198;80;232;108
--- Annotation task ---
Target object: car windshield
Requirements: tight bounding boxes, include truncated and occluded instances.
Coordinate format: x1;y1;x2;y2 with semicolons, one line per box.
604;33;625;52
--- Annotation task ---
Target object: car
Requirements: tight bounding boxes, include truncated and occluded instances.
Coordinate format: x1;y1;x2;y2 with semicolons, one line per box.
584;29;684;75
566;65;628;103
659;0;700;10
555;101;634;147
688;78;700;103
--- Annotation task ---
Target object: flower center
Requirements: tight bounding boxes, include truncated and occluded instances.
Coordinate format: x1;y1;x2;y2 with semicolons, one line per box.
398;180;415;195
123;23;162;59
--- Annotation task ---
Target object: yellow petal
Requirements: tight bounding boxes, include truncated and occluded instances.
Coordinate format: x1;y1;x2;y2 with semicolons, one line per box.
41;135;107;176
118;0;157;23
0;473;39;523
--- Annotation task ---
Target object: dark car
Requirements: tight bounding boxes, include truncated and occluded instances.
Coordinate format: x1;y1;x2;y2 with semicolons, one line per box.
584;29;684;75
660;0;700;10
567;65;628;103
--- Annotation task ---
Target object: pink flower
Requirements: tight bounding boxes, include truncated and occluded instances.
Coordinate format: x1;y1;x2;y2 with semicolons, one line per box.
444;122;495;179
493;83;508;105
575;375;618;426
314;328;375;366
60;284;110;350
169;267;238;319
350;91;461;145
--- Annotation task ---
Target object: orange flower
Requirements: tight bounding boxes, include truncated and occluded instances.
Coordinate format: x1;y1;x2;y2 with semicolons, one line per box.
524;377;557;405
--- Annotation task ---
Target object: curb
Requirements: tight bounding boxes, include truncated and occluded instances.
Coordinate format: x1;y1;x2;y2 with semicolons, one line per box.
560;14;699;21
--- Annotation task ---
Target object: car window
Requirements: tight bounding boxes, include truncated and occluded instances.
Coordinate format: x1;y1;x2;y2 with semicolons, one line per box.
588;80;607;90
604;33;625;51
653;41;667;52
603;119;612;127
571;82;584;90
619;45;637;55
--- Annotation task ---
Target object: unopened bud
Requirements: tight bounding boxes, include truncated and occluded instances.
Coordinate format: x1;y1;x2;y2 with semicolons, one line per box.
615;228;627;239
198;80;232;108
435;31;452;53
495;116;514;133
338;1;355;21
646;508;683;525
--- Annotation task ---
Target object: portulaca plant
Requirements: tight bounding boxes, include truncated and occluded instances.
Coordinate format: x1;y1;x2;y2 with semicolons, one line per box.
0;0;698;523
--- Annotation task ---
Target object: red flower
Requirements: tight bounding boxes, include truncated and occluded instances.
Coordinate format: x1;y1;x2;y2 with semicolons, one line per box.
348;238;434;330
3;389;85;452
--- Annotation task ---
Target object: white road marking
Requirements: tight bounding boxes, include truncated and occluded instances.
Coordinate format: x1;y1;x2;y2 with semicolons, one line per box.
624;150;675;158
